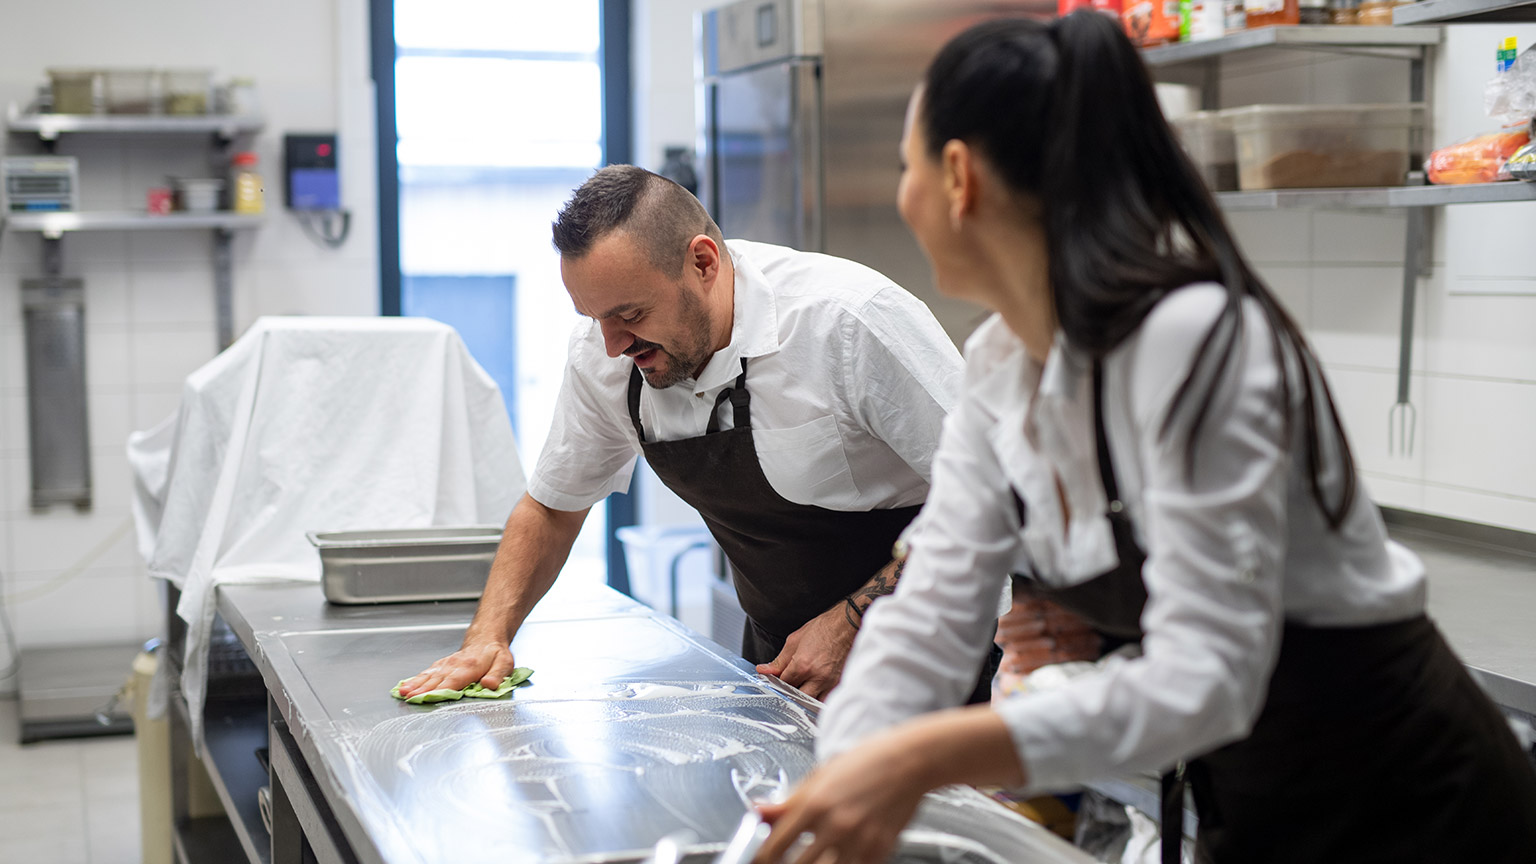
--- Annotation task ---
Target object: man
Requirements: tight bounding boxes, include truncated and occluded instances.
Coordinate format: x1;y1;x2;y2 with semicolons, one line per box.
400;165;984;701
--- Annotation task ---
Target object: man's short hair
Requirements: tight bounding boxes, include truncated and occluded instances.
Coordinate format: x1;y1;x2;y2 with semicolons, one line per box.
551;165;724;276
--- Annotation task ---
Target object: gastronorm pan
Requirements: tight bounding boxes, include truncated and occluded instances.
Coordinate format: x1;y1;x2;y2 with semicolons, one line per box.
306;526;503;604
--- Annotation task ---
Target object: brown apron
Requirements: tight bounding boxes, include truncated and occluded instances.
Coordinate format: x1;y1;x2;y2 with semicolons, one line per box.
1012;362;1536;863
630;359;1000;701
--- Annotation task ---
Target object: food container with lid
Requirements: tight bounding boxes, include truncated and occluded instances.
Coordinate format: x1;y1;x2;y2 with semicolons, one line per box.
307;527;504;604
46;68;103;115
105;68;161;114
172;177;224;212
1172;110;1239;192
1225;103;1426;191
164;69;213;115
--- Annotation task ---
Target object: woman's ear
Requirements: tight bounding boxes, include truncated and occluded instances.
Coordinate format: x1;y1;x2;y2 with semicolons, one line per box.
942;139;976;231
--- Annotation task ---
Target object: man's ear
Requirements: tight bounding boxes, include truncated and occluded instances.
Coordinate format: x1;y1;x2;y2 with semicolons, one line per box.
942;139;977;231
688;234;722;285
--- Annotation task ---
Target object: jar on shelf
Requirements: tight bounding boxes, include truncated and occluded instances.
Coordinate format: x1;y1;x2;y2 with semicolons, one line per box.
230;152;264;214
224;77;260;117
1355;0;1406;24
1329;0;1360;23
1245;0;1299;28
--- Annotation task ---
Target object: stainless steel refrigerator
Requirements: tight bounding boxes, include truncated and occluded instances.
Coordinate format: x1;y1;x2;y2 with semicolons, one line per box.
697;0;1052;345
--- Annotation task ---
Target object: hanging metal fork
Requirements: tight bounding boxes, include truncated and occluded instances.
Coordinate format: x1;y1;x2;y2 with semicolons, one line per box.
1390;178;1431;458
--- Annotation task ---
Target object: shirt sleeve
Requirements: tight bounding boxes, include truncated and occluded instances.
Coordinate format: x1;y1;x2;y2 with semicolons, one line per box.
819;291;1294;796
999;292;1291;792
816;347;1019;759
524;325;641;512
839;287;966;482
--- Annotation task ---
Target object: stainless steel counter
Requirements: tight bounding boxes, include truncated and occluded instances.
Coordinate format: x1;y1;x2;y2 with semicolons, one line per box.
1389;518;1536;719
213;577;1091;864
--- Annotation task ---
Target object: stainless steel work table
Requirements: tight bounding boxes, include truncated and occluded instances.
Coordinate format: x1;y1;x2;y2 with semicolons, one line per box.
1388;512;1536;721
197;577;1092;864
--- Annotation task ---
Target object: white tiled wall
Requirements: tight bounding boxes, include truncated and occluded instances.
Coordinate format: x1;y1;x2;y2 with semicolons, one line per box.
1218;25;1536;533
0;0;379;694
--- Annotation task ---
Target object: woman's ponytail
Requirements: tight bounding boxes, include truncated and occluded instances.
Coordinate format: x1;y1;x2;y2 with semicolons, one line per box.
920;12;1358;528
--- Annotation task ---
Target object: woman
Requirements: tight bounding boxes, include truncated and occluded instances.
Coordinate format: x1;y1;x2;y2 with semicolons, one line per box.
753;11;1536;864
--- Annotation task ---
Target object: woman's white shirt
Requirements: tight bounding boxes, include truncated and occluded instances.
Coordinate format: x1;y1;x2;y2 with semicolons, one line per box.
817;284;1427;794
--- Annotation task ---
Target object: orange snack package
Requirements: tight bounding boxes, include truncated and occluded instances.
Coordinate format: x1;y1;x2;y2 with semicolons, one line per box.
1425;129;1532;185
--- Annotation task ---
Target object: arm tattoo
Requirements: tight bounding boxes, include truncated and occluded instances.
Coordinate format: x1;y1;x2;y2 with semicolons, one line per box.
850;556;906;615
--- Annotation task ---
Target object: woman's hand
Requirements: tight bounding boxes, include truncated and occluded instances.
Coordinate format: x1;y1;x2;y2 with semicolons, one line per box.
750;706;1025;864
752;730;929;864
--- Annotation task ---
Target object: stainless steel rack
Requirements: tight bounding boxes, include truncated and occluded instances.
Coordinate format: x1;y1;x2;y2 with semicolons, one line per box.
5;103;264;142
1215;180;1536;209
1394;0;1536;24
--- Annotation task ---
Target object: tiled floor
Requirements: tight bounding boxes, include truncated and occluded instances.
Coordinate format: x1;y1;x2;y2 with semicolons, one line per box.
0;697;143;864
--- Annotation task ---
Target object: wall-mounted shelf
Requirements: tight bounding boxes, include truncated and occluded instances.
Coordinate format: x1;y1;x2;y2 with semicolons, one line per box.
1217;181;1536;210
5;103;264;141
1142;24;1443;67
1394;0;1536;24
3;211;263;239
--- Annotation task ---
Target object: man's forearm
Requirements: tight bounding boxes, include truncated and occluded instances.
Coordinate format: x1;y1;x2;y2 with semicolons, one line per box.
843;555;907;628
463;493;589;647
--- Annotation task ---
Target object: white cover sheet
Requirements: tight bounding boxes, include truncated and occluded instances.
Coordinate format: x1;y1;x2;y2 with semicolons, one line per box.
128;316;524;748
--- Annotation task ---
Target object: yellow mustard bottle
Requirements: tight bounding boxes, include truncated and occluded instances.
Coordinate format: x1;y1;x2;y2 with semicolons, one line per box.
231;150;264;214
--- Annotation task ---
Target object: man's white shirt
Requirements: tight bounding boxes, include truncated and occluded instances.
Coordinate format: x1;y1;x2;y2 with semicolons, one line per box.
527;239;965;513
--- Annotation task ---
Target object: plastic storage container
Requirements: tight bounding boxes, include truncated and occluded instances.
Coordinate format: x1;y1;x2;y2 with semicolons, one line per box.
163;68;212;115
616;524;719;635
1226;103;1425;190
172;177;224;212
105;68;160;114
1172;110;1239;192
47;68;102;114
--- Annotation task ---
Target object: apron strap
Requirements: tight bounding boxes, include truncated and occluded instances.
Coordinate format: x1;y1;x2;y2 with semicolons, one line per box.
1161;763;1186;864
1091;360;1125;511
706;358;752;434
627;365;648;443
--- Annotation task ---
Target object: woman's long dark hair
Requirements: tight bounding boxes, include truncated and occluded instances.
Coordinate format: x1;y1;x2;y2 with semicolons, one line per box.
921;10;1356;528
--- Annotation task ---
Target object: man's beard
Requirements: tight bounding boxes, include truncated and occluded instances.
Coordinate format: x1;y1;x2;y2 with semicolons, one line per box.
629;286;714;389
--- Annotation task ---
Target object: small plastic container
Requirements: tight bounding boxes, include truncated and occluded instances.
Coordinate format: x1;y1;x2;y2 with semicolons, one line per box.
163;69;213;115
173;177;224;212
105;68;161;114
616;524;718;634
1172;110;1239;191
1225;103;1426;190
47;68;103;115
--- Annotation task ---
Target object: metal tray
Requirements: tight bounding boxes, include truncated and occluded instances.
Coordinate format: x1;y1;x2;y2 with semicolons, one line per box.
306;526;503;605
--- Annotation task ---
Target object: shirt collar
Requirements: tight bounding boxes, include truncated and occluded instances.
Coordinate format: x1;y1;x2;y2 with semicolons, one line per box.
1036;329;1088;404
689;240;781;395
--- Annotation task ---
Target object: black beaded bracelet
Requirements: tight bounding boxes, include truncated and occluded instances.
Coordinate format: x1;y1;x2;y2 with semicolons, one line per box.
843;596;864;631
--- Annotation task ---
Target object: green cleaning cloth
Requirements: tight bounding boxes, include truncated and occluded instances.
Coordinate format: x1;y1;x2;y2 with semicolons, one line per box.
391;667;534;704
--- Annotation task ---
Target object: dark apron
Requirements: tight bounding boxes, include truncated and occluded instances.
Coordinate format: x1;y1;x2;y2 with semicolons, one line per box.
629;359;1000;702
1012;363;1536;863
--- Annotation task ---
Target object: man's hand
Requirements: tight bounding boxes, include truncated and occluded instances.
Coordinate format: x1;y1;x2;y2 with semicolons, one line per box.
395;641;516;699
755;603;857;700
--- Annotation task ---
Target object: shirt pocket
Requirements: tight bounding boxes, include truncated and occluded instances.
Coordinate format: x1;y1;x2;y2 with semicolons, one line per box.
753;415;859;508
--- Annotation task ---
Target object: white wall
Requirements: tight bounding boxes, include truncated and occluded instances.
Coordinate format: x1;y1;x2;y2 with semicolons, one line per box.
1208;25;1536;533
0;0;378;691
630;9;1536;534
